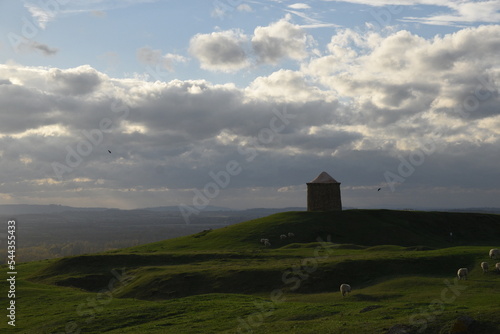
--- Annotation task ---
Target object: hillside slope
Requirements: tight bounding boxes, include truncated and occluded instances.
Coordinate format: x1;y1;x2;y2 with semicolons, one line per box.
29;210;500;296
4;210;500;333
113;209;500;252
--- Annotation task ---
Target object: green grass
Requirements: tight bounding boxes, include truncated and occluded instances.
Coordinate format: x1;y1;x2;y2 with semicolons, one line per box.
2;209;500;333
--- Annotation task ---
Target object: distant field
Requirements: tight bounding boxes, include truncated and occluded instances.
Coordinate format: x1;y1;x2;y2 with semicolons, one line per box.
1;210;500;333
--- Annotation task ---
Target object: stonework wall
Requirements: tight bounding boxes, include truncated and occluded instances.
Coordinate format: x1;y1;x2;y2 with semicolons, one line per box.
307;183;342;211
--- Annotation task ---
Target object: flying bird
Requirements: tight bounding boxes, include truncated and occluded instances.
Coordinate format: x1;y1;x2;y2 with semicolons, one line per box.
108;150;112;154
377;188;381;191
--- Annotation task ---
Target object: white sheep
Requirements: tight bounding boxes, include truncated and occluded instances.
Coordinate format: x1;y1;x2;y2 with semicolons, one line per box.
260;238;269;244
340;283;351;296
280;234;287;240
264;240;271;247
496;263;500;272
288;232;294;237
481;262;489;273
489;249;500;259
457;268;468;280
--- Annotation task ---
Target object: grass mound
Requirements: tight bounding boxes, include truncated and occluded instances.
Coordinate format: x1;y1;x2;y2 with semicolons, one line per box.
7;209;500;333
112;209;500;253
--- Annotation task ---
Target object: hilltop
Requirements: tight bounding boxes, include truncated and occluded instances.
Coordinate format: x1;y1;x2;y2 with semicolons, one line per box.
2;209;500;333
114;209;500;252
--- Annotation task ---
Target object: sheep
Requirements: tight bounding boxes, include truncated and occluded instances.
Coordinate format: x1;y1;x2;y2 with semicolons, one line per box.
280;234;287;240
481;262;489;273
457;268;468;280
264;240;271;247
260;238;269;244
340;283;351;297
496;263;500;272
288;232;295;237
489;249;500;259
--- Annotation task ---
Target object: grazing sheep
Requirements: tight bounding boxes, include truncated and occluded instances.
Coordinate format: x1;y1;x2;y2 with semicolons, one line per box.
288;232;294;237
264;240;271;247
481;262;489;273
496;263;500;272
280;234;287;240
260;238;269;244
489;249;500;259
340;283;351;297
457;268;468;280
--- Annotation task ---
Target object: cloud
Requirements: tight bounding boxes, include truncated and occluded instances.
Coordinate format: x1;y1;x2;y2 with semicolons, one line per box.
189;30;250;72
302;25;500;140
1;24;500;209
187;16;318;73
23;0;161;28
11;38;59;56
321;0;500;26
48;65;103;96
252;15;311;64
136;47;187;72
246;69;332;103
288;3;311;9
25;40;58;56
401;1;500;26
237;4;253;12
24;3;56;29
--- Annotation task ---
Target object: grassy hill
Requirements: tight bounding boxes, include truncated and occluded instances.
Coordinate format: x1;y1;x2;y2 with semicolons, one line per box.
2;210;500;333
113;209;500;252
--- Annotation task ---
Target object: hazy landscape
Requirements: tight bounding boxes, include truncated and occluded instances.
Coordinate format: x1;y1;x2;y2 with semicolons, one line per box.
0;204;304;262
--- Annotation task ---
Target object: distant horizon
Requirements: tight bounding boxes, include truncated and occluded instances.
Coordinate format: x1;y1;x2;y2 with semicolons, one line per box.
1;202;500;213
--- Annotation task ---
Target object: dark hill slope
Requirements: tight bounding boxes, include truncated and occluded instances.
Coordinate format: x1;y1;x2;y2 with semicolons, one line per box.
114;209;500;253
29;210;500;299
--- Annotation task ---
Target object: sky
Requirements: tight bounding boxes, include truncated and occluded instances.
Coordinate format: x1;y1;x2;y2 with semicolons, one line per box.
0;0;499;211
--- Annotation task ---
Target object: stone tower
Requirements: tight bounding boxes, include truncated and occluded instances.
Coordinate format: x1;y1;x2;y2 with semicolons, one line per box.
307;171;342;211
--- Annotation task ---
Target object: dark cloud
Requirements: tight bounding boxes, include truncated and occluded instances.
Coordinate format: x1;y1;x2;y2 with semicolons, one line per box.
30;41;58;56
48;66;102;95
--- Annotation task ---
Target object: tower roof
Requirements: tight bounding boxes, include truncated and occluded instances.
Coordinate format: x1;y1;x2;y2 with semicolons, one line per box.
309;171;339;183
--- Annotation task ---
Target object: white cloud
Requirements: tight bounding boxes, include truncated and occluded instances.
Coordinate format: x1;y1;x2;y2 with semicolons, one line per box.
252;15;312;64
246;69;332;103
322;0;500;26
288;3;311;9
189;30;250;72
24;3;56;29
